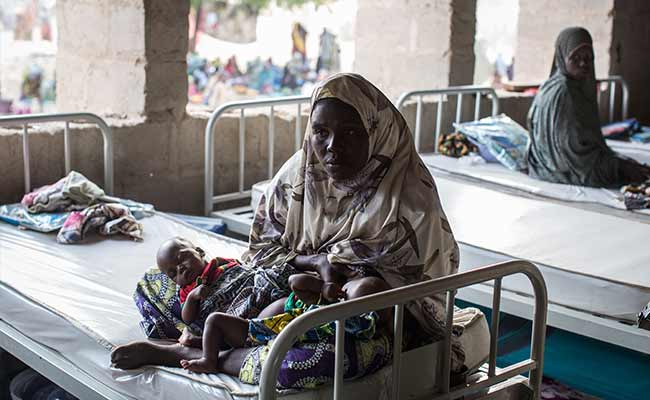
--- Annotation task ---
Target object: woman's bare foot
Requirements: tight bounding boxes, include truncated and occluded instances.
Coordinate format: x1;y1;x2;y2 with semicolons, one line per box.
110;340;250;375
180;357;219;373
110;341;201;370
179;328;202;348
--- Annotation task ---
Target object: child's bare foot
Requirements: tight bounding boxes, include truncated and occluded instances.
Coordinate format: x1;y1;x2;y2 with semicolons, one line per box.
179;328;202;348
180;357;219;373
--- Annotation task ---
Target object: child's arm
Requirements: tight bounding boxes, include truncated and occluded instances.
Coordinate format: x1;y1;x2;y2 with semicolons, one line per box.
289;273;344;303
181;284;209;324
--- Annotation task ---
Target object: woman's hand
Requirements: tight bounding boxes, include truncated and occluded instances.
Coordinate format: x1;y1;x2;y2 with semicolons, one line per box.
312;255;351;284
621;160;650;184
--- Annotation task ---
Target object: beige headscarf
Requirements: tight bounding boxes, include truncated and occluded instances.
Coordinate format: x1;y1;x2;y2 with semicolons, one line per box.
244;73;463;368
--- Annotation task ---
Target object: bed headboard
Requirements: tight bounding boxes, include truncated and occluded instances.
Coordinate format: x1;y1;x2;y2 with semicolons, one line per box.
204;95;310;216
396;86;499;153
597;76;629;123
0;112;114;195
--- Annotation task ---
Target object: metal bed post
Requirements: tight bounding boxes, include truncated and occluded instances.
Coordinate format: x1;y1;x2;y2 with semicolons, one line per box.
22;124;31;193
391;303;404;400
395;86;500;155
596;76;629;123
204;95;310;217
488;278;502;377
258;260;548;400
414;96;423;152
0;113;114;195
608;81;616;124
64;121;71;174
239;109;246;193
295;103;303;152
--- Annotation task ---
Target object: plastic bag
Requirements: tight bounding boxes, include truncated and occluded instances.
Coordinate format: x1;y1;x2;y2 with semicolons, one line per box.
454;114;530;171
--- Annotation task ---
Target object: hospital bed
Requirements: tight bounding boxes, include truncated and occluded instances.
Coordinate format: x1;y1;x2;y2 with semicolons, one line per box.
203;87;650;364
0;113;548;399
396;77;650;221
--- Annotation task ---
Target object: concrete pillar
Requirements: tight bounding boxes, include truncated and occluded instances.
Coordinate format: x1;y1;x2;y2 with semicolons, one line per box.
56;0;188;119
354;0;477;100
515;0;650;123
610;1;650;124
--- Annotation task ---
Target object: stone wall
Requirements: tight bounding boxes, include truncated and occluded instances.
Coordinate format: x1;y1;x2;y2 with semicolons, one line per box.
56;0;188;119
515;0;650;124
611;0;650;124
0;110;306;215
354;0;476;100
514;0;615;83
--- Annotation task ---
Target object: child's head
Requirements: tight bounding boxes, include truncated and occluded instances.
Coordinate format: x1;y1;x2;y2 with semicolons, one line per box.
157;237;206;286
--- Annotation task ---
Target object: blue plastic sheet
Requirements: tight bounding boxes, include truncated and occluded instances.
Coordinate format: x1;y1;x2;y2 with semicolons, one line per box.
454;114;530;171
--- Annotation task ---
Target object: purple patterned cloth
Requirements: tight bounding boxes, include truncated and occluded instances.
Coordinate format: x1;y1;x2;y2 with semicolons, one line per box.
133;263;392;389
240;333;392;389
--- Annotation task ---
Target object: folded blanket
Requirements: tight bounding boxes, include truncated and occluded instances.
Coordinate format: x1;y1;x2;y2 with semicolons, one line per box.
601;119;640;140
22;171;108;213
57;203;143;244
2;171;154;238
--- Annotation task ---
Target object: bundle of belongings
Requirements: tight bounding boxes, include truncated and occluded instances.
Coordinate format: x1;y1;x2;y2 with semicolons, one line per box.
620;181;650;211
0;171;153;244
602;118;650;143
638;301;650;331
438;132;478;158
439;114;530;172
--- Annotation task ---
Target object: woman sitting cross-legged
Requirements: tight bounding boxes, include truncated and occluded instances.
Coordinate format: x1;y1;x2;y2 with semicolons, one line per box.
527;27;650;187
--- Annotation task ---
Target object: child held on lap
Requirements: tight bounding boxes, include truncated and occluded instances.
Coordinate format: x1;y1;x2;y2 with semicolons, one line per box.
157;237;385;374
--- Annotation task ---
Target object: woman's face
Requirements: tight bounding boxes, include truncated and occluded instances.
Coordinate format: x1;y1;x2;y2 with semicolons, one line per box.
310;98;369;181
565;46;593;80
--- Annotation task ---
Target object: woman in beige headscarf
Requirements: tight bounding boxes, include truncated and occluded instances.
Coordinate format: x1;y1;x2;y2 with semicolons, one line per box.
112;73;464;385
245;72;463;368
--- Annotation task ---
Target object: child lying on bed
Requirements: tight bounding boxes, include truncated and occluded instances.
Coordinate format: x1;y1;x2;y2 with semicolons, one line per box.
156;237;389;373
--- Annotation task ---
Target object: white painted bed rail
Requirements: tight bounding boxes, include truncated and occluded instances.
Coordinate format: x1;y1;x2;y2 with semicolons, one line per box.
396;86;499;153
0;112;114;195
598;76;629;123
259;260;548;400
204;95;311;216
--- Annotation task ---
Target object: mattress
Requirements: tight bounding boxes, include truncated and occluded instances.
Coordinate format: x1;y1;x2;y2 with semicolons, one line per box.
0;213;489;400
420;142;650;219
435;176;650;322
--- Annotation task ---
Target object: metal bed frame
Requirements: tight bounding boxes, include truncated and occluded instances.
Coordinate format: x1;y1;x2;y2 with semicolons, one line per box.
395;76;629;155
597;76;629;123
260;260;548;400
394;83;650;358
395;86;499;153
0;112;114;195
205;76;630;234
0;113;125;399
204;95;311;234
0;111;548;400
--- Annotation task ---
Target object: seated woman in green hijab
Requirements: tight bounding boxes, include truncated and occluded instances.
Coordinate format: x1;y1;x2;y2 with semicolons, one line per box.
527;27;650;187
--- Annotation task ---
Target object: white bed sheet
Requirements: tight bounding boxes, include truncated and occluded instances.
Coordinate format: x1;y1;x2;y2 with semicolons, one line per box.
435;176;650;322
0;213;489;400
421;142;650;218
